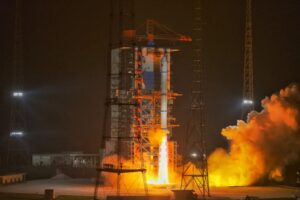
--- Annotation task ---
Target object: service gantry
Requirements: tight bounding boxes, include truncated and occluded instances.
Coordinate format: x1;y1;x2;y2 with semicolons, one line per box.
94;0;148;198
94;0;191;198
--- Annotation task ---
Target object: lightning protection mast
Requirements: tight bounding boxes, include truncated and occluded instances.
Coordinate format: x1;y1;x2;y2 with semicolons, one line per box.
180;0;210;197
7;0;29;167
242;0;254;120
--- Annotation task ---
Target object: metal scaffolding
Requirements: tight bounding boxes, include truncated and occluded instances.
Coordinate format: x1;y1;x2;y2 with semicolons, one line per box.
181;0;210;197
131;19;191;177
242;0;254;120
7;0;30;167
94;0;148;199
95;0;191;197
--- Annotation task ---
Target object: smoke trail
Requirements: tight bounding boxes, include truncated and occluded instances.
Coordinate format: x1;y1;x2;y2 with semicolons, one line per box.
209;84;300;187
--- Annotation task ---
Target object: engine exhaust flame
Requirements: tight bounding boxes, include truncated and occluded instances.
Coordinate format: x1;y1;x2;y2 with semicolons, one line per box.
147;129;171;185
102;129;173;188
208;84;300;187
102;85;300;189
157;135;169;184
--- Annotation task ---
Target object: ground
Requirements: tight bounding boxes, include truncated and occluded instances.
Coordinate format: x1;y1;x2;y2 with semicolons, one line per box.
0;193;92;200
0;178;299;199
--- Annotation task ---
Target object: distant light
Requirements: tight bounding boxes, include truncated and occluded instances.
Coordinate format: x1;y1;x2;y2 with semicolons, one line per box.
10;131;24;137
191;153;198;158
13;91;24;97
243;99;253;105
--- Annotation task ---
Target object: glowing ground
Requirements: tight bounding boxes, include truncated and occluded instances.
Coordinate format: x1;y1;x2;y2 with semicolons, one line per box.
0;178;299;199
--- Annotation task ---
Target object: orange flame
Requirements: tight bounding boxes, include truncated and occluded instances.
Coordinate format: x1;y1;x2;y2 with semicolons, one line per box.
208;84;300;187
102;85;300;188
102;129;174;187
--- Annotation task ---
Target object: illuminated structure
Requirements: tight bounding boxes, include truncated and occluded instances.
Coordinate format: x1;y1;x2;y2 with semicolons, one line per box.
106;19;190;179
93;0;192;197
94;2;191;198
94;0;148;198
131;44;180;181
242;0;254;119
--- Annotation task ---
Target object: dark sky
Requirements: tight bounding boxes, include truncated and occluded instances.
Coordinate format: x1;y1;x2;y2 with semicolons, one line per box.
0;0;299;154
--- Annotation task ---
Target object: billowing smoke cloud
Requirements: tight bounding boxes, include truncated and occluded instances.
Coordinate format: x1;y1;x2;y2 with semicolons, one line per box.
209;84;300;187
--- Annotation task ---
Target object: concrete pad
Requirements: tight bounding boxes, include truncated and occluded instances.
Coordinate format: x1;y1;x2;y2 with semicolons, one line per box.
0;178;299;199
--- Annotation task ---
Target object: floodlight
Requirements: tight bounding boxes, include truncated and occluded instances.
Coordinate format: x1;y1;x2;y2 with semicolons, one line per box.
191;152;198;158
10;131;24;137
13;91;24;97
243;99;253;105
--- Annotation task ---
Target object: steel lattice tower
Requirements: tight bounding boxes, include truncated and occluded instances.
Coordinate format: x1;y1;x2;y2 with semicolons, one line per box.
181;0;210;197
94;0;148;198
242;0;254;120
7;0;29;167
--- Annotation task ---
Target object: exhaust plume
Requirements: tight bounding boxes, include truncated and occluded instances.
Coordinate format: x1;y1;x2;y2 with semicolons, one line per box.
209;84;300;187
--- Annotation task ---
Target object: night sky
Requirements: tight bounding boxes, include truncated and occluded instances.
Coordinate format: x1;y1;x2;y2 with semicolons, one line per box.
0;0;299;155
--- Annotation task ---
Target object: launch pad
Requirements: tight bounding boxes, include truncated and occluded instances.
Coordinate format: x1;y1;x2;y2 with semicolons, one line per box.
0;178;299;200
95;2;193;195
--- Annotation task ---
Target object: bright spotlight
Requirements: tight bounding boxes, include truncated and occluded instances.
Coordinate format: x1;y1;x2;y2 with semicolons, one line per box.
243;99;253;105
10;131;24;137
191;152;198;158
13;91;24;97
